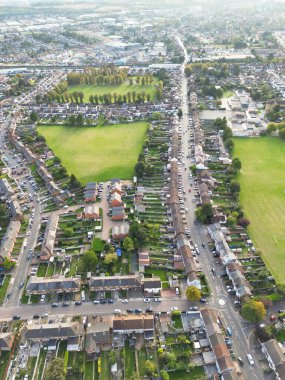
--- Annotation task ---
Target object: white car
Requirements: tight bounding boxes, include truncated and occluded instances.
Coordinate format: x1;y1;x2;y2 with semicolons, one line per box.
171;307;178;311
144;298;151;303
121;299;129;304
114;309;121;314
247;354;254;366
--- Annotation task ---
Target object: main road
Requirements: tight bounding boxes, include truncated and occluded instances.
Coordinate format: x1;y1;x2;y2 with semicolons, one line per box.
0;114;42;307
176;35;263;380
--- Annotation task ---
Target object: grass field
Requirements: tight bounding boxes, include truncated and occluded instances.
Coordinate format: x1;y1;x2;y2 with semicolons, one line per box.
234;136;285;285
37;122;149;183
68;77;159;103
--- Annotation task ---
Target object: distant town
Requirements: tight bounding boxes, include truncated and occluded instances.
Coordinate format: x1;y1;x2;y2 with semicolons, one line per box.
1;1;285;380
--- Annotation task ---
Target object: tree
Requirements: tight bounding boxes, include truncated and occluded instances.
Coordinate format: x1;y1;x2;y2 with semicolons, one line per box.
227;215;236;228
186;286;201;301
229;180;240;194
241;300;266;324
104;243;115;253
135;161;145;178
195;202;213;224
70;174;81;189
232;158;241;170
144;360;156;375
123;237;134;254
30;111;38;123
267;123;277;134
62;227;73;237
79;250;98;273
45;358;65;380
129;221;147;248
160;370;169;380
104;253;118;265
279;128;285;139
2;257;16;271
237;218;250;228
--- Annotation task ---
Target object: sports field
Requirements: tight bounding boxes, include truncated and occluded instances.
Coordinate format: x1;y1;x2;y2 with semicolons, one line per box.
234;136;285;284
68;77;159;102
37;122;149;183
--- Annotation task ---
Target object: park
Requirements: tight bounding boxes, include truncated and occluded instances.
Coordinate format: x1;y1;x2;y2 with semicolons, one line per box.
67;76;160;103
37;122;149;183
234;136;285;285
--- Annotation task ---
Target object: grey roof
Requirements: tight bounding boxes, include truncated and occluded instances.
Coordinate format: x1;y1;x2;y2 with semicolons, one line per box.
26;276;80;293
112;206;125;216
262;339;285;367
143;277;161;289
25;322;84;340
89;274;142;289
0;332;14;350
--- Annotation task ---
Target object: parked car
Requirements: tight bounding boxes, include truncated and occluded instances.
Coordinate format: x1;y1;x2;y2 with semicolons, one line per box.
247;353;254;366
200;298;207;303
74;301;82;305
114;309;121;314
171;307;178;311
52;302;59;307
226;327;232;336
13;315;21;320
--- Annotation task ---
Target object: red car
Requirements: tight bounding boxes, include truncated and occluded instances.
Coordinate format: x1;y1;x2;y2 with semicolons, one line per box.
270;315;276;321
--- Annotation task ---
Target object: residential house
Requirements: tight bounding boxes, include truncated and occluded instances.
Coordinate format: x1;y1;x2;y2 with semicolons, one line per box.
110;192;122;207
201;308;239;377
89;274;142;292
84;204;100;220
40;213;59;261
0;178;14;196
111;182;122;195
0;332;15;351
113;315;154;339
85;322;111;357
111;206;125;221
226;262;252;299
26;276;81;295
138;250;150;272
261;339;285;380
9;198;23;221
84;182;97;202
112;224;129;240
25;322;84;343
143;277;161;294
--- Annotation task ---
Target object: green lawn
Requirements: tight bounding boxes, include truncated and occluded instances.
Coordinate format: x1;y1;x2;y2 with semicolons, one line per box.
169;366;206;380
234;137;285;285
38;122;149;183
67;77;159;103
0;275;11;305
124;342;136;379
0;351;10;380
100;351;111;380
